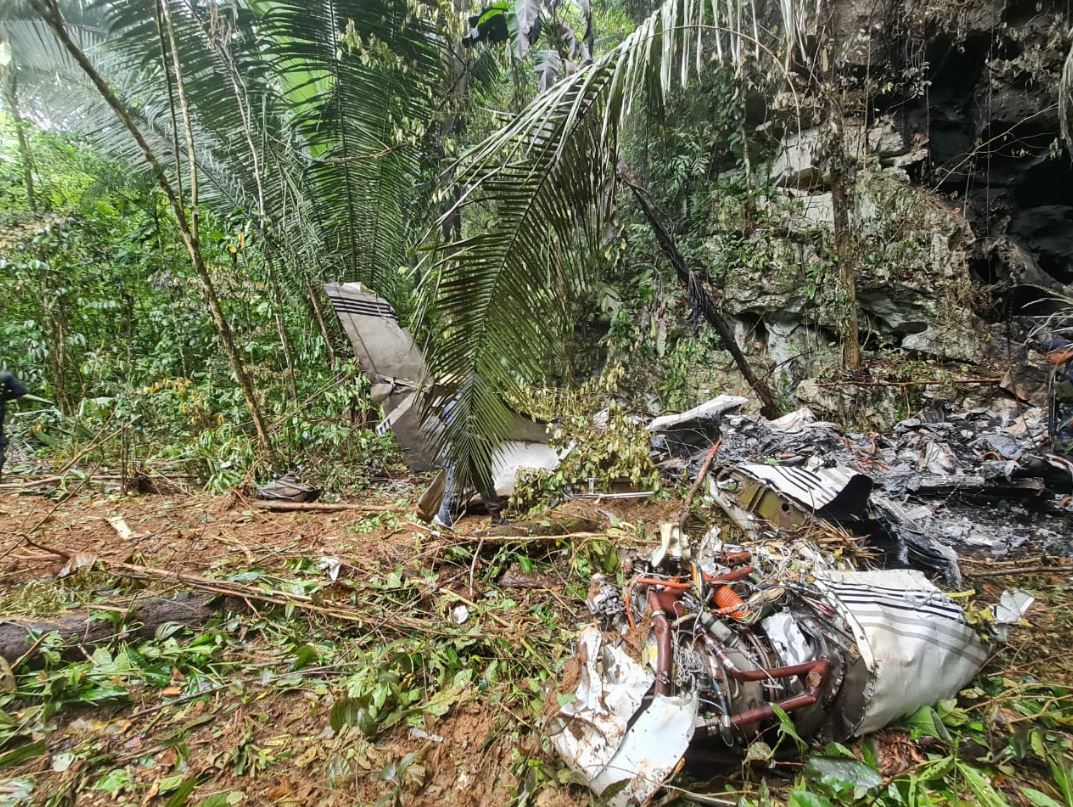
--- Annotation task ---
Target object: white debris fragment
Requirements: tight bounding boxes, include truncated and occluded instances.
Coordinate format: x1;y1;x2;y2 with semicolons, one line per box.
992;589;1035;641
316;556;342;582
451;604;470;625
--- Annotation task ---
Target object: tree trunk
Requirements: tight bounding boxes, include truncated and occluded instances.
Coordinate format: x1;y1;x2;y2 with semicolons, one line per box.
819;0;861;371
0;593;228;666
31;0;273;452
619;166;782;419
2;77;37;211
267;255;299;403
306;278;338;366
37;253;70;414
158;0;273;450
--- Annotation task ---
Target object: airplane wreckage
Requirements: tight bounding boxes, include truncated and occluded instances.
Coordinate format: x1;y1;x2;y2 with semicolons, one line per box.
327;282;1067;804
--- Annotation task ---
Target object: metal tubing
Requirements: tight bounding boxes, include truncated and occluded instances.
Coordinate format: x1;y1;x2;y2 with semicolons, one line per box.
648;589;674;696
702;636;830;729
704;566;755;584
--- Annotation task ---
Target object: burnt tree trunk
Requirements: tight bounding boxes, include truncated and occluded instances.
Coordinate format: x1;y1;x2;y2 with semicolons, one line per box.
619;167;782;419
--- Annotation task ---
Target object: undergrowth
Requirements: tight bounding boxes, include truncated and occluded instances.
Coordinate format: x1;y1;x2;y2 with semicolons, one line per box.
0;511;1070;806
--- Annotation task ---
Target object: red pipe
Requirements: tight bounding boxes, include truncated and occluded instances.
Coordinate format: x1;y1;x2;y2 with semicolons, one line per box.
730;691;820;728
703;566;754;584
634;577;692;590
703;636;830;729
651;588;688;618
724;659;829;684
648;589;674;696
713;585;748;620
721;550;752;567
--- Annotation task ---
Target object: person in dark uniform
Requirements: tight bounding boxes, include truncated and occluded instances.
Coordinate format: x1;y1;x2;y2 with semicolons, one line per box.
0;372;29;479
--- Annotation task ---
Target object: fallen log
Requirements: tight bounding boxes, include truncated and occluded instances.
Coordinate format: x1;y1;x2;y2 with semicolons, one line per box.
23;538;451;637
0;592;225;666
252;500;392;513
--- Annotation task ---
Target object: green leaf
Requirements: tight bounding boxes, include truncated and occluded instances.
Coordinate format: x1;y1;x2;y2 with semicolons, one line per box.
1023;788;1066;807
804;756;883;800
956;762;1009;807
0;740;46;770
902;704;952;744
788;790;836;807
197;792;243;807
291;644;319;670
772;704;807;754
1047;750;1073;806
94;767;132;794
164;777;200;807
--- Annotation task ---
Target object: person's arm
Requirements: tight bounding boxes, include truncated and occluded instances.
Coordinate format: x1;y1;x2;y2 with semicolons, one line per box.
1;373;28;402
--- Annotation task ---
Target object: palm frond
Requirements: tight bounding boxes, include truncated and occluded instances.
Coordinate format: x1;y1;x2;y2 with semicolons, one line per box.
261;0;441;306
421;0;810;474
1061;39;1073;159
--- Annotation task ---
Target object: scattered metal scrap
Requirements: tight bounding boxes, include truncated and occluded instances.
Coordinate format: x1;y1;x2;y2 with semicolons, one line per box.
545;524;1022;805
713;405;1073;556
546;398;1061;804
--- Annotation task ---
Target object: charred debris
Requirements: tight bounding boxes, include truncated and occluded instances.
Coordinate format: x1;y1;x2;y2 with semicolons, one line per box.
541;395;1068;804
324;282;1071;803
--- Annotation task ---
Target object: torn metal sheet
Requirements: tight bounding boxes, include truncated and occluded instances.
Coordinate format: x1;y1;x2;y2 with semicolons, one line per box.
326;281;555;492
813;569;987;735
707;460;961;584
714;403;1073;556
648;395;747;458
545;627;654;786
590;693;697;806
737;463;873;518
991;588;1035;641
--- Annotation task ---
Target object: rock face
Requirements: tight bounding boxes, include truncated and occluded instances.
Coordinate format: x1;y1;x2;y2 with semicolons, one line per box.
704;0;1071;419
715;170;985;394
846;0;1073;305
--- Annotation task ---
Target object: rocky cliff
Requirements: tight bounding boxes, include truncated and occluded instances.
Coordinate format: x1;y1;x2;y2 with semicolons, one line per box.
710;0;1071;423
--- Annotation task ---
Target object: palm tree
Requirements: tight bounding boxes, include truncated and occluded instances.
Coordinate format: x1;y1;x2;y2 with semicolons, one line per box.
419;0;810;481
7;0;444;451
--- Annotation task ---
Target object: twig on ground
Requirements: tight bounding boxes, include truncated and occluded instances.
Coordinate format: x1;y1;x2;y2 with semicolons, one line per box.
252;501;393;513
967;565;1073;578
22;536;454;637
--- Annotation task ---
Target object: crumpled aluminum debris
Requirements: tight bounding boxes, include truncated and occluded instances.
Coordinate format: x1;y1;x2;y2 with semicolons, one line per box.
544;522;1023;805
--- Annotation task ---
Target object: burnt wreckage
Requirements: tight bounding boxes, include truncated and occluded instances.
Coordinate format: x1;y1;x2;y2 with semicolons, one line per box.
326;282;1062;803
545;404;1063;805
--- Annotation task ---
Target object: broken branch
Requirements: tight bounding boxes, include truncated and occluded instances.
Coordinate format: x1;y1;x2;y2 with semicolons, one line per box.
0;593;224;665
679;440;721;530
251;501;392;513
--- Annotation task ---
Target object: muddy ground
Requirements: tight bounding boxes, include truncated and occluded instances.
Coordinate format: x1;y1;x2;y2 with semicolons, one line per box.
0;480;1070;806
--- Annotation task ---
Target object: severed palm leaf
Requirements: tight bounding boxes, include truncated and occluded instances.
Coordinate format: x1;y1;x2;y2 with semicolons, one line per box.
421;0;811;478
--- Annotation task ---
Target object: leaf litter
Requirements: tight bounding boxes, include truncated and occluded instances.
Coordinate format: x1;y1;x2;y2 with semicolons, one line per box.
0;486;1070;806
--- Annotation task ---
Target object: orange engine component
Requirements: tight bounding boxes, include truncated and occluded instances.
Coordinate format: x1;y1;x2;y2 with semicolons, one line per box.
713;585;748;620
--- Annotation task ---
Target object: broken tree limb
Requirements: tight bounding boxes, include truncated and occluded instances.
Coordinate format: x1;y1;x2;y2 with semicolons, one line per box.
23;538;451;636
678;440;721;530
816;377;1002;388
618;165;782;419
251;500;392;513
0;593;224;665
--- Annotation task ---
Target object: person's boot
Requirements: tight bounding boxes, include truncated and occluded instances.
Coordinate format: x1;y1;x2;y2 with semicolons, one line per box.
486;502;511;527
